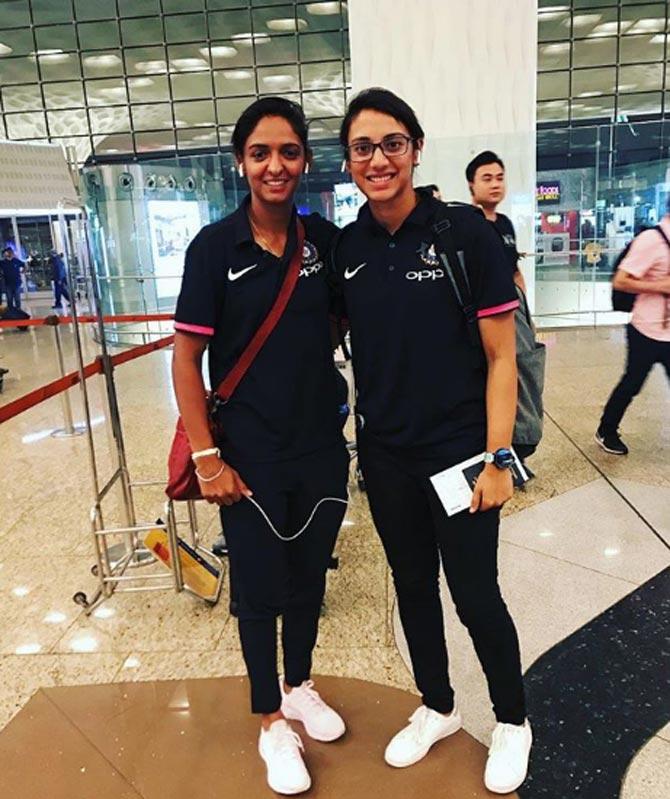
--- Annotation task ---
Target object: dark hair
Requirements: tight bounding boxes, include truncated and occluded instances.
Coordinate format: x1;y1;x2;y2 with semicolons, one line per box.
2;247;12;255
466;150;505;183
340;87;425;148
231;97;310;156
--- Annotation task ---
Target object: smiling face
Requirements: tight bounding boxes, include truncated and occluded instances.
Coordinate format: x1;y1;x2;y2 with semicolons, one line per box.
238;115;307;207
470;161;506;208
345;109;421;207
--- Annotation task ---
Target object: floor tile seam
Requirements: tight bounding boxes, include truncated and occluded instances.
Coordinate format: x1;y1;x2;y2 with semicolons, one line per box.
501;538;648;587
542;409;670;553
110;651;134;682
36;688;148;799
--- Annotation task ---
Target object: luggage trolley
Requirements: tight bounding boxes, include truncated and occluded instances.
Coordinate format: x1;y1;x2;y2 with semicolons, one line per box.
56;203;224;613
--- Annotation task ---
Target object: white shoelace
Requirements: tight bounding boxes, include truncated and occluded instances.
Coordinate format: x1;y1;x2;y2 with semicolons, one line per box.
268;725;305;760
406;706;436;743
289;680;329;714
489;723;526;759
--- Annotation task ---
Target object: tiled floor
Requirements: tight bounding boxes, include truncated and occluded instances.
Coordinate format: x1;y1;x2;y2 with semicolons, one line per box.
1;318;668;797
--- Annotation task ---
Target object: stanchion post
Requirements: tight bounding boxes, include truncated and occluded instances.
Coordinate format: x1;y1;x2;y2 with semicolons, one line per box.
45;315;85;438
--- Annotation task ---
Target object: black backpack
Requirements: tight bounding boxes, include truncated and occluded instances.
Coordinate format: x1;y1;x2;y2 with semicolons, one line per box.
611;226;670;312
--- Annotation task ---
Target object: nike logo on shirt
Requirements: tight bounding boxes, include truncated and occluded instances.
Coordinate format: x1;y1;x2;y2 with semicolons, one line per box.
228;263;257;281
344;262;367;280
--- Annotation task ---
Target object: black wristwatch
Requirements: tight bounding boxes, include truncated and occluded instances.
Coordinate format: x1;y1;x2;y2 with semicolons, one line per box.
484;448;515;469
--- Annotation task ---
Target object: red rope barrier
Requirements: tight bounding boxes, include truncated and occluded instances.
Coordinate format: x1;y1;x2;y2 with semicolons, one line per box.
0;334;174;425
0;312;174;329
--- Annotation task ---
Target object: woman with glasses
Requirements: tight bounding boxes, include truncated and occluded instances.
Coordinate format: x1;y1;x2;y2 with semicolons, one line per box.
331;88;532;795
172;97;349;795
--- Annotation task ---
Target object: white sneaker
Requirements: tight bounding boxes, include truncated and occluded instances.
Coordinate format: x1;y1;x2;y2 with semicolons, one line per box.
258;719;311;795
384;704;462;768
280;678;346;742
484;720;533;794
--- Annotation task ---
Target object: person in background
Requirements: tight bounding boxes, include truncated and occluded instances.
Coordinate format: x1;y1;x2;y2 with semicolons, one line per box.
1;247;24;312
49;250;70;309
596;199;670;455
466;151;526;293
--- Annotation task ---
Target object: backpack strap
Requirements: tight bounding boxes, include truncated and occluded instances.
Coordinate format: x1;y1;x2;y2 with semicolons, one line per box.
430;207;482;351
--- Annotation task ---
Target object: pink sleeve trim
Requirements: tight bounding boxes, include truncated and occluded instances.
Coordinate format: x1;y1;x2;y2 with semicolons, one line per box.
477;300;519;319
174;321;215;336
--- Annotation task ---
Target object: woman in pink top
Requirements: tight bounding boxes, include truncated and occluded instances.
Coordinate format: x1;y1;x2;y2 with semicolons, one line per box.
596;210;670;454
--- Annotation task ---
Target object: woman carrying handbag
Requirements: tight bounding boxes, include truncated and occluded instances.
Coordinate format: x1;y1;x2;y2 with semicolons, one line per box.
172;97;349;796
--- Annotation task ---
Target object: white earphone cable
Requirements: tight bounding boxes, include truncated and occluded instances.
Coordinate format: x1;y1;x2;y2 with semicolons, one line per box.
245;494;349;542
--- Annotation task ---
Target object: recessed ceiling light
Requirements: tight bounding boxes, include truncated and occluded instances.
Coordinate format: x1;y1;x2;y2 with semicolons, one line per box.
135;60;168;73
102;148;120;153
650;34;666;44
84;54;121;68
266;18;308;32
306;2;343;15
540;43;570;54
171;57;209;71
29;49;70;63
262;74;295;87
232;33;271;46
222;69;253;80
202;45;238;58
0;43;13;56
578;91;602;98
98;86;127;98
539;10;569;21
569;14;602;27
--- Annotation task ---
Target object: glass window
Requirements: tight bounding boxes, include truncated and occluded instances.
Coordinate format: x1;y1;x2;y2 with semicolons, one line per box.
177;126;217;149
258;64;300;93
89;106;131;134
77;21;121;51
164;0;206;11
165;13;207;44
619;63;664;92
573;37;616;67
580;8;620;38
170;71;213;100
46;108;89;136
43;81;85;109
0;28;34;57
299;31;341;61
85;79;128;106
73;0;115;21
621;3;667;35
125;47;169;75
31;0;71;24
2;1;31;29
214;68;256;96
538;41;571;71
82;50;124;78
297;2;347;33
620;33;666;63
167;44;211;72
173;99;216;128
572;66;616;95
121;17;164;47
128;74;170;103
302;89;345;117
92;133;134;156
131;103;174;131
301;60;344;90
37;53;82;82
206;40;254;68
252;4;305;33
1;83;42;112
5;111;47;138
538;10;571;42
117;0;160;17
537;99;569;123
571;94;615;120
35;25;78;52
618;91;663;116
216;95;256;124
538;71;570;101
135;130;176;153
0;55;38;85
208;10;253;39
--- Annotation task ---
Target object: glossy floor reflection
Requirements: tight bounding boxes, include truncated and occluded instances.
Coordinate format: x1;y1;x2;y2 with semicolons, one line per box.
1;320;669;797
0;677;513;799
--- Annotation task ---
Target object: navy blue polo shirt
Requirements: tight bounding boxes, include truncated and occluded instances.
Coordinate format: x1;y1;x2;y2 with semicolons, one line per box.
332;193;519;463
491;213;520;277
174;197;342;464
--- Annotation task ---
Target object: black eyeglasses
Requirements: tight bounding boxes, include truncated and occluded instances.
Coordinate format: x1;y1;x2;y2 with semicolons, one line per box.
345;134;415;163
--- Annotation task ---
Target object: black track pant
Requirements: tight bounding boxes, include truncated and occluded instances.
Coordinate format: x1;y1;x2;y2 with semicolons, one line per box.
221;443;349;714
600;323;670;433
359;436;526;724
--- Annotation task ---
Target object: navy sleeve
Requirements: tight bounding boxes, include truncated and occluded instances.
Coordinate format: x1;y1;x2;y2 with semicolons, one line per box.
466;215;520;319
174;227;223;336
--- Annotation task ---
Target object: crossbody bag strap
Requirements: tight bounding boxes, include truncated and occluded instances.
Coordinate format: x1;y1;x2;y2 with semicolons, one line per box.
431;213;482;351
214;218;305;404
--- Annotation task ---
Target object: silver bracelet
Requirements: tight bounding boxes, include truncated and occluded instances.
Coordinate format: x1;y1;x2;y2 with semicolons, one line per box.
195;462;225;482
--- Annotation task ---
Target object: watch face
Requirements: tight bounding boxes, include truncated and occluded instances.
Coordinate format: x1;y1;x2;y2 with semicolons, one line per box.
494;449;515;468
